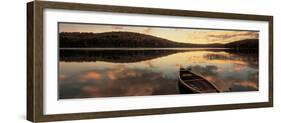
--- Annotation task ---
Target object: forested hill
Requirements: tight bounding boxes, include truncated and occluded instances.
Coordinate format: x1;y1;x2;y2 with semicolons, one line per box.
59;32;258;48
223;39;259;49
59;32;201;48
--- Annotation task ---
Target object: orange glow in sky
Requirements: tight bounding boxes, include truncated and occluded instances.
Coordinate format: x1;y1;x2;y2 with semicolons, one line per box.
59;23;259;44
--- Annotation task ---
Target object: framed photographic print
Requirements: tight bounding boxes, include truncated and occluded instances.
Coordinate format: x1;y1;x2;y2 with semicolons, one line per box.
27;0;273;122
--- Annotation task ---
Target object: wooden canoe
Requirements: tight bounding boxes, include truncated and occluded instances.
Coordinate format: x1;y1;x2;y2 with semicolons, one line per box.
178;68;220;94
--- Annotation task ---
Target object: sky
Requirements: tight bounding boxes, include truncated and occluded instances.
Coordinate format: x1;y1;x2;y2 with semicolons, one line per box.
59;23;259;44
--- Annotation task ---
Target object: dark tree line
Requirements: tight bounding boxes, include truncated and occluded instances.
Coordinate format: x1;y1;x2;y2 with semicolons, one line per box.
60;32;195;48
59;32;258;49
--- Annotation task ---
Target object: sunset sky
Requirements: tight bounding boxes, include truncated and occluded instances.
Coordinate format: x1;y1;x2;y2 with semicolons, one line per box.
59;23;259;44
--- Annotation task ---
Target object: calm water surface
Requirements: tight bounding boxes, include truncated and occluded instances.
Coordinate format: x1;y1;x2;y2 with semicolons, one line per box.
59;48;258;99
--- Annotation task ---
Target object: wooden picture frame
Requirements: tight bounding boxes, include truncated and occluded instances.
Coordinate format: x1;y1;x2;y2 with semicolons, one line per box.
27;1;273;122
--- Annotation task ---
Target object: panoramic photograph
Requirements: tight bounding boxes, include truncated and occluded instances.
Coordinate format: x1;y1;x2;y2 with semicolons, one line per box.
58;23;259;99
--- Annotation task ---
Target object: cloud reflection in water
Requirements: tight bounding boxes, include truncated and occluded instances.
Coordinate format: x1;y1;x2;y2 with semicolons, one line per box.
59;50;258;99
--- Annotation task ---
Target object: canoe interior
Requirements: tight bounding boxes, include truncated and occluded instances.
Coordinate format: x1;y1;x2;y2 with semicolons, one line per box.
179;70;219;93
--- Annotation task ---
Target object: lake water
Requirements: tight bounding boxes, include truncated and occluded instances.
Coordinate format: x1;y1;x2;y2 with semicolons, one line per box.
58;48;258;99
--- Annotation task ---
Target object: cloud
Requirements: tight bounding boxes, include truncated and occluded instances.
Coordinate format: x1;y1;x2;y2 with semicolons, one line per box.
207;31;258;40
189;65;218;77
59;67;176;99
186;63;258;92
59;74;67;81
107;71;117;80
234;81;258;89
180;30;259;44
78;71;102;82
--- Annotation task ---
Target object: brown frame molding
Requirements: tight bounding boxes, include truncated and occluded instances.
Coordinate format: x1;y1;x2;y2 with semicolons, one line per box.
27;1;273;122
